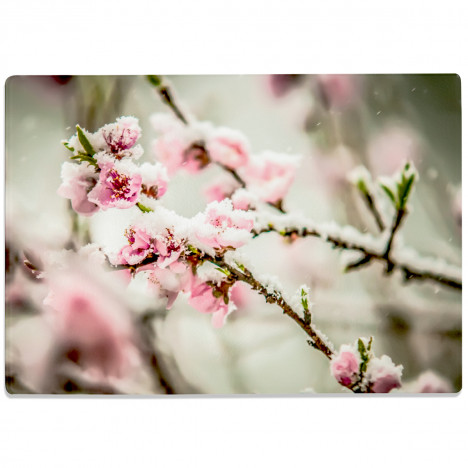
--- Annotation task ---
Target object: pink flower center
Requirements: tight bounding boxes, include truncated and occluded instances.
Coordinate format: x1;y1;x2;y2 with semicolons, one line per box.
125;228;136;245
209;214;234;229
107;170;132;200
104;128;136;154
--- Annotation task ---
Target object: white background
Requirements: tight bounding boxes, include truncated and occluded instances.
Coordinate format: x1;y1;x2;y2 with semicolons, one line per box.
1;1;466;466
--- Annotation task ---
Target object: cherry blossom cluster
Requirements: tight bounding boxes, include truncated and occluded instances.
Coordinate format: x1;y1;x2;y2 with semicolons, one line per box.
55;114;409;393
151;112;301;206
109;200;254;328
330;338;403;393
59;116;168;216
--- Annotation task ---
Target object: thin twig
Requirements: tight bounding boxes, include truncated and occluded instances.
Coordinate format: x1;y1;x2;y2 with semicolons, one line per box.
253;225;462;291
207;256;335;359
382;208;407;273
147;75;284;210
362;192;385;232
117;250;335;361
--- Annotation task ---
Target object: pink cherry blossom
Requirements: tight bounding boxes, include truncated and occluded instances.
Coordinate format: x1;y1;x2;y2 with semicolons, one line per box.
154;229;185;268
193;199;254;251
117;227;152;265
240;151;300;204
231;188;259;211
367;355;403;393
229;282;248;309
87;155;142;210
43;270;137;379
188;275;232;328
58;162;99;216
154;136;210;175
100;116;141;155
206;129;250;170
330;345;360;387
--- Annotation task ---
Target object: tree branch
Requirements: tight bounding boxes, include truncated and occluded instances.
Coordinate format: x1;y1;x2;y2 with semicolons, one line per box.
148;76;461;292
147;75;286;210
382;207;407;273
205;255;335;359
253;222;461;291
362;192;386;232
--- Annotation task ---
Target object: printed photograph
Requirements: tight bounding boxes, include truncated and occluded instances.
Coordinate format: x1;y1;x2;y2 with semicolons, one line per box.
4;74;462;395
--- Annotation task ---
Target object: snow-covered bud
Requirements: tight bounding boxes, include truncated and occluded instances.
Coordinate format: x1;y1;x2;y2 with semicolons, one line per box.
330;345;360;387
100;116;141;155
367;355;403;393
191;199;254;252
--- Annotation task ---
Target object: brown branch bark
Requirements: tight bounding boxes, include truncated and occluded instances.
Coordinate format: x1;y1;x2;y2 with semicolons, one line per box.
206;256;335;359
253;225;461;291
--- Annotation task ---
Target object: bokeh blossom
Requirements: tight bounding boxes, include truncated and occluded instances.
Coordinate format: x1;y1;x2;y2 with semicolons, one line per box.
58;162;99;216
240;151;300;204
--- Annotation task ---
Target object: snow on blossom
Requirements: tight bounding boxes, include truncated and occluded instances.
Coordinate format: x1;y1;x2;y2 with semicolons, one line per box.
191;199;254;252
231;188;260;211
150;112;185;135
41;244;107;274
88;153;142;210
117;227;152;266
366;355;403;393
131;207;189;265
77;243;107;267
206;127;250;170
100;116;142;156
203;174;241;203
330;344;360;387
138;162;169;202
144;261;191;309
239;151;301;204
57;162;99;216
64;127;106;156
43;266;138;380
151;113;213;175
153;134;209;175
109;207;190;282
